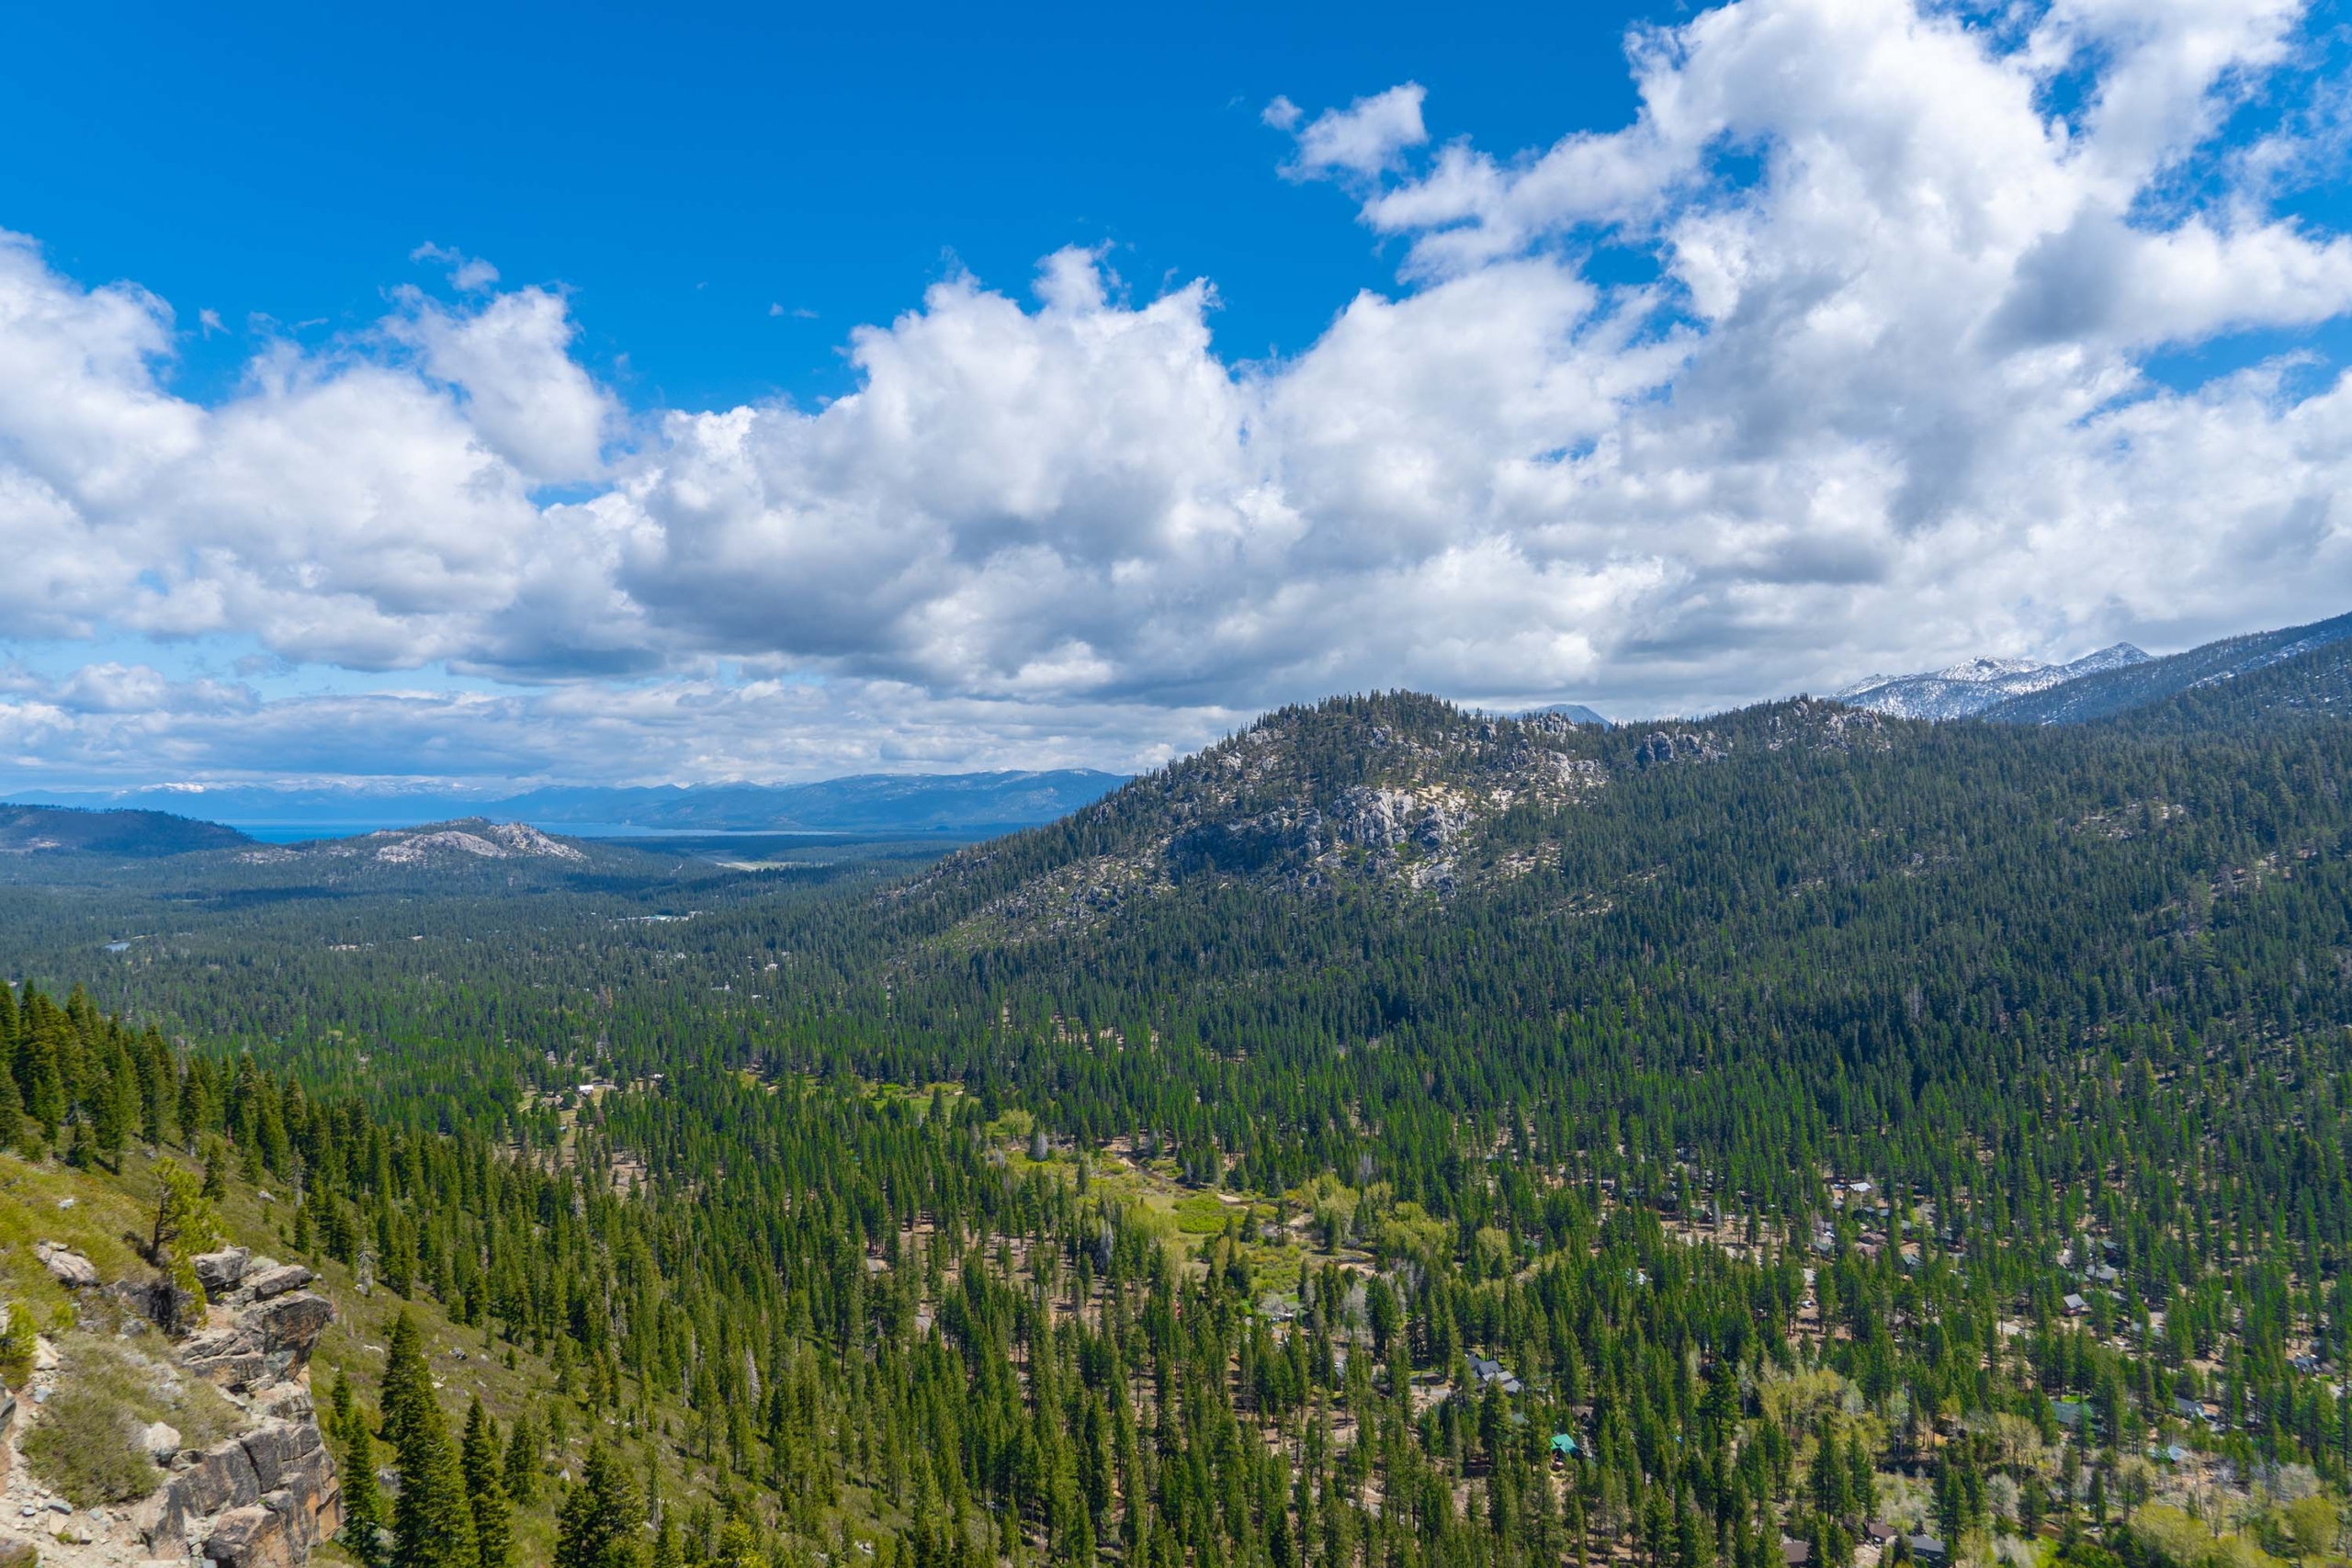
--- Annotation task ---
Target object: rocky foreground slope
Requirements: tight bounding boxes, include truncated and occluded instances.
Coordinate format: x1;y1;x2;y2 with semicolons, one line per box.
3;1240;338;1567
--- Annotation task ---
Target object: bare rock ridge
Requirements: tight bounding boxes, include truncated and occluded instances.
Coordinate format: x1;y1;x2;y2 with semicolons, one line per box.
5;1242;340;1568
233;817;589;871
361;818;585;866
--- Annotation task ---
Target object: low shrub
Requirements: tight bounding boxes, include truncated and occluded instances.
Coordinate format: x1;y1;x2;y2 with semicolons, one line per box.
23;1383;158;1506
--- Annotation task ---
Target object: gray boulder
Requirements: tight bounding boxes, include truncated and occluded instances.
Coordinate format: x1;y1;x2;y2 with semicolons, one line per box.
190;1247;252;1295
243;1263;314;1301
36;1243;99;1289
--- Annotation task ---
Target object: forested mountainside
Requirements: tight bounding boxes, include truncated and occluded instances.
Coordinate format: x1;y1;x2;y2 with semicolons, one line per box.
1984;612;2352;726
1;631;2351;1568
0;803;252;857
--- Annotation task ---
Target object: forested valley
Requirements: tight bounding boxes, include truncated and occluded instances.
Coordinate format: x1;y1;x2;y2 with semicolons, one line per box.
3;632;2351;1568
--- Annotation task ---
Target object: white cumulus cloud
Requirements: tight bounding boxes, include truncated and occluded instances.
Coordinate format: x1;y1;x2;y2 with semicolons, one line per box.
4;0;2352;786
1280;84;1429;181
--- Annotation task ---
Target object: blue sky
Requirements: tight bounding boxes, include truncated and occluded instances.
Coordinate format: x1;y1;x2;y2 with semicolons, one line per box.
5;0;1683;412
3;0;2351;792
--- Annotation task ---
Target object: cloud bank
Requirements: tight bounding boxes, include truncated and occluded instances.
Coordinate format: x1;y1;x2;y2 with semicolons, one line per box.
5;0;2352;785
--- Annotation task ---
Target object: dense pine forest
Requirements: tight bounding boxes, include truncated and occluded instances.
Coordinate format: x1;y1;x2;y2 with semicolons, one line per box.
5;631;2352;1568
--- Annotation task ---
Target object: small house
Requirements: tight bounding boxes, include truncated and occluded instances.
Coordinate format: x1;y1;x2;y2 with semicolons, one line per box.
1466;1355;1521;1393
2063;1293;2089;1316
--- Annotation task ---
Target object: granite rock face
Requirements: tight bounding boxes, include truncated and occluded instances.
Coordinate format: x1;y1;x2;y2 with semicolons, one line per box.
3;1247;341;1568
138;1416;339;1562
244;1264;315;1302
179;1291;334;1391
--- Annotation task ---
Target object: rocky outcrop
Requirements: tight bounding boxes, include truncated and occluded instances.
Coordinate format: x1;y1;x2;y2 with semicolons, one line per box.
192;1247;252;1296
362;818;586;865
1;1249;341;1568
133;1414;340;1564
1331;785;1472;852
34;1242;99;1289
1631;728;1727;768
244;1265;314;1302
180;1292;334;1390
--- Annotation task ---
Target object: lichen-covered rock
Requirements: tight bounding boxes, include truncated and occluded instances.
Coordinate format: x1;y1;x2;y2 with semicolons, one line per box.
19;1252;339;1568
140;1276;203;1332
201;1503;293;1568
254;1383;313;1422
168;1438;263;1528
178;1323;266;1391
237;1421;321;1495
178;1292;328;1391
35;1243;98;1289
251;1293;332;1376
190;1248;252;1296
242;1264;314;1302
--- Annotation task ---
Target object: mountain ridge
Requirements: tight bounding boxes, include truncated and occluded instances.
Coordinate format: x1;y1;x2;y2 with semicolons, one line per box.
1983;608;2352;724
1835;641;2149;719
8;769;1127;838
0;804;253;858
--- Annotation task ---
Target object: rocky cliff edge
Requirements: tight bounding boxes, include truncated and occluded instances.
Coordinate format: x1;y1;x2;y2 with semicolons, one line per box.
1;1240;339;1568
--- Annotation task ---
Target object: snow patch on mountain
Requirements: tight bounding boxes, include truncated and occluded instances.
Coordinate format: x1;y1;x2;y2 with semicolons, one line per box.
1837;644;2150;720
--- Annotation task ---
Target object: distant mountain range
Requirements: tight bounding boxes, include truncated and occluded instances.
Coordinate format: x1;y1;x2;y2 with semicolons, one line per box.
7;611;2351;862
1835;644;2151;719
1979;610;2352;725
1833;611;2352;726
7;769;1128;839
886;615;2352;941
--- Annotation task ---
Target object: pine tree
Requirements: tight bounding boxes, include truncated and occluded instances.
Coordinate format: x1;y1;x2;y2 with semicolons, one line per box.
503;1410;540;1507
462;1397;514;1568
391;1398;478;1568
386;1318;477;1568
342;1416;389;1568
556;1440;643;1568
380;1310;430;1456
329;1370;355;1440
0;1055;21;1153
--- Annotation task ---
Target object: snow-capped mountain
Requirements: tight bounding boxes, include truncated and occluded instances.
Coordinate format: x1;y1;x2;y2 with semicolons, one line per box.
1984;610;2352;725
1836;643;2150;720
